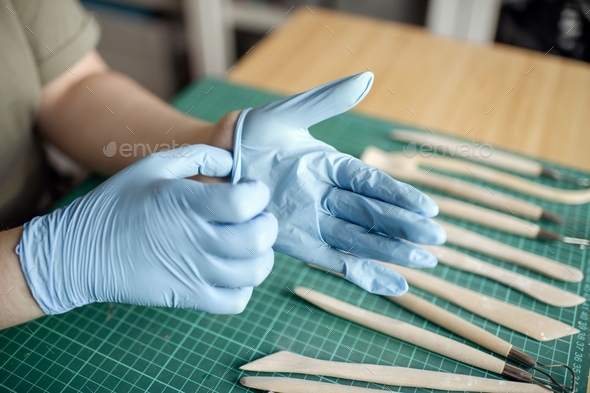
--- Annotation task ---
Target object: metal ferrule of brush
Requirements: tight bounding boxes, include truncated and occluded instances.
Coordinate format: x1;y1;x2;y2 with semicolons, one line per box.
501;363;534;383
508;347;538;367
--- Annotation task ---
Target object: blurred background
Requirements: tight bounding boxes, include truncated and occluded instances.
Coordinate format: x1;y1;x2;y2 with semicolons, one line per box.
80;0;590;100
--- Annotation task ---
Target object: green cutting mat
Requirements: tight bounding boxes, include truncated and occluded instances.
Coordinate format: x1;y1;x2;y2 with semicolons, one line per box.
1;78;589;393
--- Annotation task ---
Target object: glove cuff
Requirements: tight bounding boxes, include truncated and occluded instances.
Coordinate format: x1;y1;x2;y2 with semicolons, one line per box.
231;108;252;184
16;206;86;315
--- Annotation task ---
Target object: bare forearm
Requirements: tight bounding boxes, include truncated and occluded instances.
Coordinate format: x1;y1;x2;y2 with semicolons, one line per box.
38;70;220;174
0;227;44;329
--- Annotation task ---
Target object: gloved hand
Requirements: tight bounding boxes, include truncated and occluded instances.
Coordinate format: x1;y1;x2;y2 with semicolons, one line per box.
232;72;446;296
17;145;278;315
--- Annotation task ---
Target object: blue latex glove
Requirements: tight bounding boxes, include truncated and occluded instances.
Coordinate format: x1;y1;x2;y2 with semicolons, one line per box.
17;145;278;315
232;72;446;296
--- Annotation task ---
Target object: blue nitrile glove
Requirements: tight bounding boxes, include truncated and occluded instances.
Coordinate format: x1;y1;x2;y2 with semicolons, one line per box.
232;72;446;296
17;145;278;315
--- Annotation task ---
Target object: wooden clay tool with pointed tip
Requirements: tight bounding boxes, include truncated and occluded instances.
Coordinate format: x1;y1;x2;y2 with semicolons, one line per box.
386;292;575;390
361;146;561;222
240;352;550;392
423;245;585;307
309;264;576;391
436;220;583;282
391;129;590;187
241;377;393;393
383;265;579;341
294;287;538;383
389;291;518;357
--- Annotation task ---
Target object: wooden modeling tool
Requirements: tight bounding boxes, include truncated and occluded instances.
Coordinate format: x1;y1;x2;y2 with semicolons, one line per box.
391;130;590;187
362;146;561;222
309;264;585;391
240;376;551;393
431;194;590;247
388;292;575;390
240;352;551;392
377;151;590;204
423;245;585;307
310;265;576;392
241;377;395;393
384;265;579;341
295;287;538;384
436;220;583;282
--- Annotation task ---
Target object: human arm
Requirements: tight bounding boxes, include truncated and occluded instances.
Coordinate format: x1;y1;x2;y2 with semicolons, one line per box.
0;227;45;329
38;50;237;175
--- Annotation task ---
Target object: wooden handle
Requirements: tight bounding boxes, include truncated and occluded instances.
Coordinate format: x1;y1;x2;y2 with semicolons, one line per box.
425;246;586;308
241;353;548;392
391;130;543;177
241;377;387;393
294;287;506;374
430;194;540;238
392;152;590;204
387;292;513;356
306;264;514;358
387;264;579;341
437;219;583;282
361;146;544;220
240;376;548;393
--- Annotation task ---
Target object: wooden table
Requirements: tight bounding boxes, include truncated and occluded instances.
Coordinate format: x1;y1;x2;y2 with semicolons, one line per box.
229;7;590;171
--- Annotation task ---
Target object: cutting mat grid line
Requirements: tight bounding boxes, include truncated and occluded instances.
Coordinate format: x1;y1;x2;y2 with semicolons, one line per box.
1;78;588;392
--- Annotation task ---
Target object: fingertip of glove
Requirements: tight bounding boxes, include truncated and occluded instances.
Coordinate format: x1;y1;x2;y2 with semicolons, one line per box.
409;248;438;268
197;148;234;177
347;72;374;103
345;260;408;296
371;272;409;296
221;177;273;222
259;211;279;244
414;218;447;245
237;178;271;204
353;71;374;86
417;195;440;217
430;222;447;245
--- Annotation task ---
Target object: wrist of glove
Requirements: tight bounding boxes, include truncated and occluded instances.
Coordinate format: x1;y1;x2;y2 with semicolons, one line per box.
18;145;278;315
231;72;446;296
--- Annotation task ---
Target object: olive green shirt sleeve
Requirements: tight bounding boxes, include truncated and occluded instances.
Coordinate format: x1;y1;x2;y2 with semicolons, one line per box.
11;0;100;84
